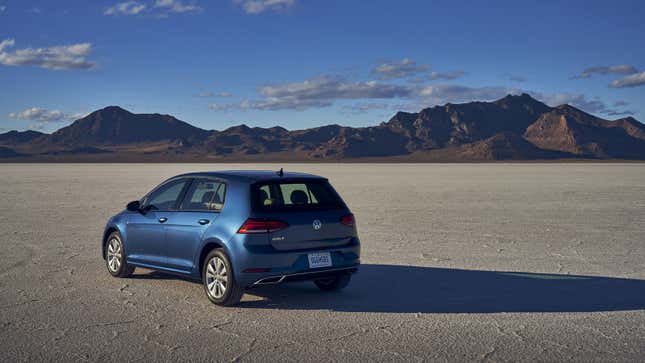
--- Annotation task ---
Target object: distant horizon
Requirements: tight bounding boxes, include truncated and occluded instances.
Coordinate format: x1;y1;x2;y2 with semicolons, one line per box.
2;93;642;136
1;1;644;134
3;92;644;162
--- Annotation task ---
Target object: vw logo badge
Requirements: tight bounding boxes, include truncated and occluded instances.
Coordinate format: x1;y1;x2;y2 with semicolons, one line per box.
312;219;322;230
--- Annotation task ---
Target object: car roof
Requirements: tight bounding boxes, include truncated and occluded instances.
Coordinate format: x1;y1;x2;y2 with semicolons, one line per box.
173;170;327;183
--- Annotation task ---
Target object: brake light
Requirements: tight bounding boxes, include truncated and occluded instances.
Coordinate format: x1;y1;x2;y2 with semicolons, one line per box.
340;213;355;227
237;219;288;234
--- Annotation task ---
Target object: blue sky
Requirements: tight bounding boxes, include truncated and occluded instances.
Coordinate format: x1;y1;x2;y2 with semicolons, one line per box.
1;0;644;132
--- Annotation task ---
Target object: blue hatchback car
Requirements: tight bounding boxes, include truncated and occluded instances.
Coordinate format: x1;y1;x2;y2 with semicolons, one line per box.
102;170;360;305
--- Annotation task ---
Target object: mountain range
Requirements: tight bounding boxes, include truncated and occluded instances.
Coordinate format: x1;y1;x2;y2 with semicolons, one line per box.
1;94;644;161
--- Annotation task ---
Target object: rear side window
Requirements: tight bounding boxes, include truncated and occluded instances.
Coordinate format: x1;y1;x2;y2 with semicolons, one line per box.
180;179;226;211
253;180;344;211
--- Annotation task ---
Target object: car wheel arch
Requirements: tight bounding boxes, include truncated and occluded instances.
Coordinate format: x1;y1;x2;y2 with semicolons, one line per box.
102;227;120;260
197;238;230;278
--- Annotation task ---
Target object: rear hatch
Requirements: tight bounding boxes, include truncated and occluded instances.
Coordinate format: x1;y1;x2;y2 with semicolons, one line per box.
250;179;356;251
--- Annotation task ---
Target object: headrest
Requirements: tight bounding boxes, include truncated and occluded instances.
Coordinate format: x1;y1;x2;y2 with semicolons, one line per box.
290;190;309;205
259;189;269;203
212;192;222;204
201;191;215;203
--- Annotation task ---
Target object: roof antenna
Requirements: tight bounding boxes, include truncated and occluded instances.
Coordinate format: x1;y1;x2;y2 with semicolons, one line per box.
278;168;284;177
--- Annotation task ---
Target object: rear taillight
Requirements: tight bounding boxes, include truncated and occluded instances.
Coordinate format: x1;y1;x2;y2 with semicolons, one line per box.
340;213;355;227
237;219;288;234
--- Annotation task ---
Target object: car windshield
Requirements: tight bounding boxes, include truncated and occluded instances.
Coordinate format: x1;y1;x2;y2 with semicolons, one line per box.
252;180;344;211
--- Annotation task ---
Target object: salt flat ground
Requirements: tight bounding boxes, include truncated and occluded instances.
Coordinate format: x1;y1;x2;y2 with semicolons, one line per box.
1;163;644;362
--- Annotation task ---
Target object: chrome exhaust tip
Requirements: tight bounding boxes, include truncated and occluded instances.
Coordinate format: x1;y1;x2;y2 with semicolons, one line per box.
250;266;358;287
253;275;285;285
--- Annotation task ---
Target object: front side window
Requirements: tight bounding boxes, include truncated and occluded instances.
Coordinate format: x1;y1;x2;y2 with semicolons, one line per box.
180;179;226;211
144;179;189;211
254;180;344;211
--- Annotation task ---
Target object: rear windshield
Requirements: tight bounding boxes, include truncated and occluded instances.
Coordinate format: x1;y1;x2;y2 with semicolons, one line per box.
252;180;345;211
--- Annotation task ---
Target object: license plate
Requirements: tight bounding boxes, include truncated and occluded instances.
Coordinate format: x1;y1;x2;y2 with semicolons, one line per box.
307;252;332;269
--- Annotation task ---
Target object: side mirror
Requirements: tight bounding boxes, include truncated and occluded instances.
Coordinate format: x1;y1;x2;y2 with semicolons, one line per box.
126;200;141;212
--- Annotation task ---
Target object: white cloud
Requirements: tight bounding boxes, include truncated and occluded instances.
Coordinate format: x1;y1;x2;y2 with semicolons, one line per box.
105;0;200;17
0;39;97;70
613;100;629;107
208;79;517;112
571;64;638;79
239;97;332;111
104;1;147;16
206;74;637;118
195;91;215;97
154;0;201;13
389;101;432;112
418;85;519;104
528;92;634;116
342;102;390;114
8;107;83;122
610;71;645;88
0;38;14;52
235;0;295;14
238;76;414;110
0;5;6;12
372;58;430;80
603;110;635;117
196;91;233;98
26;123;45;131
260;76;413;99
501;74;527;82
208;103;238;111
204;66;635;118
207;78;520;112
536;93;608;112
427;70;466;81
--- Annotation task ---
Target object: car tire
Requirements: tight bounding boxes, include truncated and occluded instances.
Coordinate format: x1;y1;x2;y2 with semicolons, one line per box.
202;249;243;306
314;273;351;291
105;231;135;278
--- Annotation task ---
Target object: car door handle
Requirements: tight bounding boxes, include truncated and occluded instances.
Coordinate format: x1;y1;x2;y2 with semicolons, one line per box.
198;219;210;225
158;217;168;223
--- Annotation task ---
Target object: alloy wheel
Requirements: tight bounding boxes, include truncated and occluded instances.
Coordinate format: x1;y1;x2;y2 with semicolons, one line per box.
106;238;122;272
206;256;228;299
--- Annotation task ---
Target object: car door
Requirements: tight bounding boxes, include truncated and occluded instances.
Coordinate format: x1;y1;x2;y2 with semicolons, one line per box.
126;178;191;267
164;179;226;273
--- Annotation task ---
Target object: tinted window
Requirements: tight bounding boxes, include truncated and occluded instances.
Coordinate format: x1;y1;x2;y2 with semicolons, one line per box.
254;180;344;211
144;179;189;211
180;179;226;211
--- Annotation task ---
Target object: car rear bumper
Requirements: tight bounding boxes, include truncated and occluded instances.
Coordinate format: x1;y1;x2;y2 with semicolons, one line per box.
249;266;358;287
231;238;360;288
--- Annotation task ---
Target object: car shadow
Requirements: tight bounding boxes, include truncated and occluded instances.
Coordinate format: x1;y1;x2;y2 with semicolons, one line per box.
238;264;645;313
129;269;198;283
